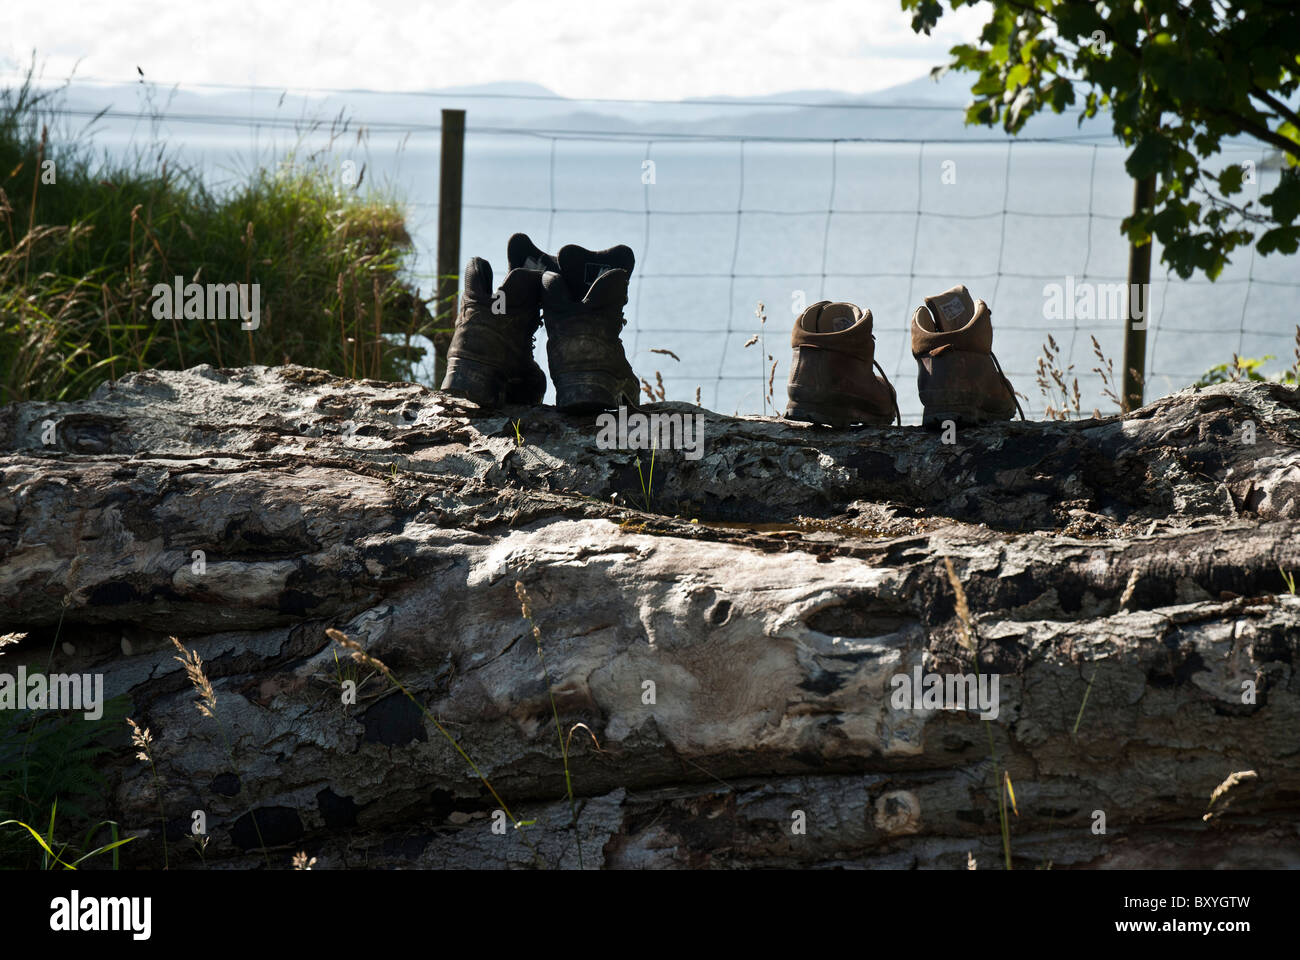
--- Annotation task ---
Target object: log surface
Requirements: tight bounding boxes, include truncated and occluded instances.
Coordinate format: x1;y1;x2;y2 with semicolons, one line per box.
1;365;1298;868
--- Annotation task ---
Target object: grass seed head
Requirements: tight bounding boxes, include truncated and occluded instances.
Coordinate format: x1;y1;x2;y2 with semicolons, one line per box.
126;716;153;762
170;636;216;718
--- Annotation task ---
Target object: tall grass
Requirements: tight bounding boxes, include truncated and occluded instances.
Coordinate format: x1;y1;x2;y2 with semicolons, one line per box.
0;619;133;869
0;65;434;404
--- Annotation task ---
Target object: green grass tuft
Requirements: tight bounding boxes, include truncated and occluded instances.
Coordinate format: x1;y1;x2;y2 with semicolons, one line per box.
1;63;433;404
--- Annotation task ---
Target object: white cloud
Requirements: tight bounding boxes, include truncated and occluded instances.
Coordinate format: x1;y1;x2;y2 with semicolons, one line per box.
3;0;984;98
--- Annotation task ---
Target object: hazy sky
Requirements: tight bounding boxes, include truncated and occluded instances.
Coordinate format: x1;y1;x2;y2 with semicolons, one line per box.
3;0;985;99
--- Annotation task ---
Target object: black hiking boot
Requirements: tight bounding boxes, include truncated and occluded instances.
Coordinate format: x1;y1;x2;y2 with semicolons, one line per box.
506;232;560;275
541;241;640;413
439;252;546;408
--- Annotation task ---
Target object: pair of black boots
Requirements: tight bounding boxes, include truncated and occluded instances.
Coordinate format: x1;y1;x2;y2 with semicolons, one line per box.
440;233;640;413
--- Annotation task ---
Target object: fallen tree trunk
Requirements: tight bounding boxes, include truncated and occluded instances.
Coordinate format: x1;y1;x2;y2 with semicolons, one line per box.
1;365;1297;868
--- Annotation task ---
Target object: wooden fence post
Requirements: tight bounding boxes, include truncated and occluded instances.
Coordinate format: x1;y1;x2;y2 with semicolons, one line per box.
434;109;466;387
1122;173;1156;412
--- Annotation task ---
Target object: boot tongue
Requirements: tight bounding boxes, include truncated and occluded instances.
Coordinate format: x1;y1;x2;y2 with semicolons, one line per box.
540;269;573;310
497;267;542;312
464;256;494;302
557;243;635;300
507;232;560;274
924;284;975;331
808;302;861;333
582;267;630;308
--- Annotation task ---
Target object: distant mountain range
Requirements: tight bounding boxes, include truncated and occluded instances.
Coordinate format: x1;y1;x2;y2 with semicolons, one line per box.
52;70;1121;143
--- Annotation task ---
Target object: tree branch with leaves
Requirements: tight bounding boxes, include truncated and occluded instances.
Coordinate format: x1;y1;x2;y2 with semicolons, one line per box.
902;0;1300;279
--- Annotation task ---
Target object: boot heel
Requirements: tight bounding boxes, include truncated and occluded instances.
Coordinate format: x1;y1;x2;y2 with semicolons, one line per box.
553;370;638;414
919;390;992;427
441;356;506;408
921;407;982;429
785;400;850;429
785;398;894;428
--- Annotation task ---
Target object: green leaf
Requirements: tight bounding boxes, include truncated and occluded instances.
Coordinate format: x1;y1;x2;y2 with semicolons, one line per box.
70;834;136;868
1257;225;1300;256
1217;164;1245;196
972;72;1004;96
903;0;1300;280
0;819;75;869
1278;122;1300;167
1127;133;1172;179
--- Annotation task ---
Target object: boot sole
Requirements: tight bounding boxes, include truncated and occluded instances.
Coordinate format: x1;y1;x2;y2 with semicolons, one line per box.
785;401;893;429
553;371;640;414
921;406;1010;429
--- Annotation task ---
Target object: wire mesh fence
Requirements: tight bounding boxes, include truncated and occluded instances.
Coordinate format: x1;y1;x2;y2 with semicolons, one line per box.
413;129;1299;421
44;83;1300;421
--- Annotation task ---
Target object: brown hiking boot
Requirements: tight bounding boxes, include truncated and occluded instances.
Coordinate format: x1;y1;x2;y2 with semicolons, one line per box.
784;301;900;428
541;241;640;413
440;253;546;408
910;284;1023;428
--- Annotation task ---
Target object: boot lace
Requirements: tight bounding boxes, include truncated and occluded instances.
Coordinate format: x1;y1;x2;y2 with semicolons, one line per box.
990;351;1025;420
873;359;903;427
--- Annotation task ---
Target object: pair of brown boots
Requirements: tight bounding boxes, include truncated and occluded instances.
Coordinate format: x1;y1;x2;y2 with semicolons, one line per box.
785;284;1024;429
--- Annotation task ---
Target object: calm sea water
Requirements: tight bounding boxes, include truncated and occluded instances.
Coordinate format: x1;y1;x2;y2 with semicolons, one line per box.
92;121;1300;421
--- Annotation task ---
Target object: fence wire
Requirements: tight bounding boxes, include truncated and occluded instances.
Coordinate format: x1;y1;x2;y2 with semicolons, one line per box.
414;131;1299;419
43;92;1300;421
